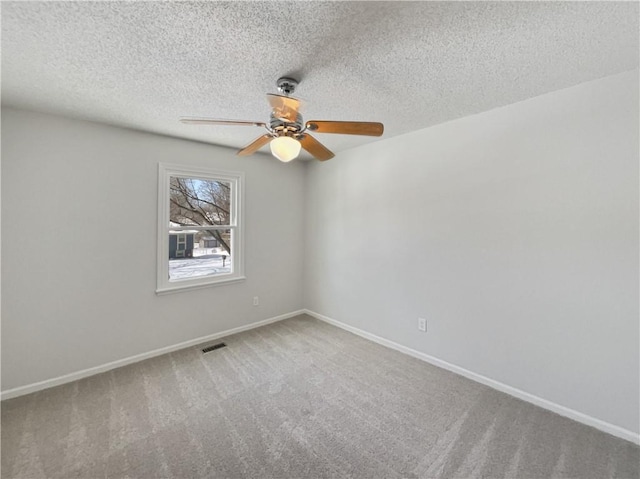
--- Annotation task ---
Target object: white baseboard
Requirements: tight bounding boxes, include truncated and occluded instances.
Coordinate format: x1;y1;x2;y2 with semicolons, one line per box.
303;309;640;446
1;310;304;401
4;307;638;446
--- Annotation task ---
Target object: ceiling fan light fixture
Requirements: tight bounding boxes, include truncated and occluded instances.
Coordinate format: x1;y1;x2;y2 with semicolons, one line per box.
181;76;383;161
270;136;301;162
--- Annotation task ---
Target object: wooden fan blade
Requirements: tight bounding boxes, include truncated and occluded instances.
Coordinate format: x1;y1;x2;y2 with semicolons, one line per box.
305;120;384;137
267;94;302;122
180;117;266;127
237;134;272;156
299;134;335;161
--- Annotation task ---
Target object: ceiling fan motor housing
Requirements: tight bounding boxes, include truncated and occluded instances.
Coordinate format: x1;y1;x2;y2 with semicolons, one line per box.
270;112;304;137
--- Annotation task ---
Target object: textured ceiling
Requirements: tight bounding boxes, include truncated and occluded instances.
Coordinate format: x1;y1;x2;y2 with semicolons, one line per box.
2;1;638;159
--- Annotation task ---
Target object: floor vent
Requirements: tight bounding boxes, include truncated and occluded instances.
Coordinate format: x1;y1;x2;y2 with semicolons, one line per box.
202;342;227;353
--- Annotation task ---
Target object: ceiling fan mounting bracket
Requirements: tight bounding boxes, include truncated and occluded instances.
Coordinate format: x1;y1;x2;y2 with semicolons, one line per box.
276;77;298;96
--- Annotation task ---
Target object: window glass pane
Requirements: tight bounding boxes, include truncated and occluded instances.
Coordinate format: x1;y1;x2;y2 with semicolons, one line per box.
158;165;243;292
169;177;231;227
169;228;232;281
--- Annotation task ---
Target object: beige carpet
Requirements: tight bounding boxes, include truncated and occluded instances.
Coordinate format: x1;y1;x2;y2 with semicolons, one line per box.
2;314;638;478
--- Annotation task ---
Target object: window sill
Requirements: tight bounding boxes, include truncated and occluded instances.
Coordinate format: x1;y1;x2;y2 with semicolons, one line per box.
156;276;246;295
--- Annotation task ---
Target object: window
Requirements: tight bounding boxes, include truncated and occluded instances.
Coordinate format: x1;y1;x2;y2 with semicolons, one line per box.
157;164;244;293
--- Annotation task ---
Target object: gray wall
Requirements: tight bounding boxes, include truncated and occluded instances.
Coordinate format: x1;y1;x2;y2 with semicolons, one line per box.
1;108;306;390
304;70;639;434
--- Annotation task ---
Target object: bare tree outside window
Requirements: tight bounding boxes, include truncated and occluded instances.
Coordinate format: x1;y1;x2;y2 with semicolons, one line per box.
169;178;231;253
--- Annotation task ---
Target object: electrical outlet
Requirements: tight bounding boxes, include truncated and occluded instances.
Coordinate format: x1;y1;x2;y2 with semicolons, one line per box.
418;317;427;332
253;296;259;306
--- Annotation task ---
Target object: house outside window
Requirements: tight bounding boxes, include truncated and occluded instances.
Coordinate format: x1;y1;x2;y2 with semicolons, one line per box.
156;163;244;293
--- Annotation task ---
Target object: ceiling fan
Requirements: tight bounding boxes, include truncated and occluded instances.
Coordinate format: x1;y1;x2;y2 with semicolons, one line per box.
180;77;384;162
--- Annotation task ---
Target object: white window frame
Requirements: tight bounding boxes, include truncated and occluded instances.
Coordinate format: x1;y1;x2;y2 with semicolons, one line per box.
156;163;245;294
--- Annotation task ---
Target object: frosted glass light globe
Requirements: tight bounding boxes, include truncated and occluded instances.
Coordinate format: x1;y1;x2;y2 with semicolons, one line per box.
270;136;301;162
